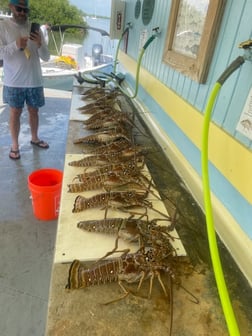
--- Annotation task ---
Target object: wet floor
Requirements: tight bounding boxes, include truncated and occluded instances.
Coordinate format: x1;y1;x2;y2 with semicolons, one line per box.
0;87;71;336
0;85;251;336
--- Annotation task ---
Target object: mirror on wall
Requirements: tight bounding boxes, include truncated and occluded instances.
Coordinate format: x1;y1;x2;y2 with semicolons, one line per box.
163;0;226;83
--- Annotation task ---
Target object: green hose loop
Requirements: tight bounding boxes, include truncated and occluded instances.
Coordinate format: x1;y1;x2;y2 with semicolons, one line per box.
111;26;158;98
201;82;240;336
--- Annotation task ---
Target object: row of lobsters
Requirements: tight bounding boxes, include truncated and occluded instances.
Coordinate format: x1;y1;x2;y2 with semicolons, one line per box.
65;85;197;336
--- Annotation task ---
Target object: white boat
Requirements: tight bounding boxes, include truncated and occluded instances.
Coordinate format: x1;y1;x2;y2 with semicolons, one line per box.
41;24;114;90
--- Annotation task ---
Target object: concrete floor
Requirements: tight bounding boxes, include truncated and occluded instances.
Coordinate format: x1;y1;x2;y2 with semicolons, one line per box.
0;86;71;336
0;84;252;336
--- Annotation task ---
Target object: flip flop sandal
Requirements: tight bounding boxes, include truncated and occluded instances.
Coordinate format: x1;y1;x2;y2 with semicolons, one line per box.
30;140;49;149
9;149;21;160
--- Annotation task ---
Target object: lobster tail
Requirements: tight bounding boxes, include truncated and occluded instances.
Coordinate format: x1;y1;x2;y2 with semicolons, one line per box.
66;259;120;289
66;259;82;289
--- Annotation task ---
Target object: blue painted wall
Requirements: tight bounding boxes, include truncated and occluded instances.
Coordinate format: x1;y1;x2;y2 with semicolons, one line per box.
126;73;252;237
121;0;252;239
124;0;252;147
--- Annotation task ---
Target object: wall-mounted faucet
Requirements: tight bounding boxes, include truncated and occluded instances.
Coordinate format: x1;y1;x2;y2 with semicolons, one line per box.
239;39;252;62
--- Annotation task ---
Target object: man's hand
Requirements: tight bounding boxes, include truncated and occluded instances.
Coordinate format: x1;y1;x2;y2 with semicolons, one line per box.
16;36;28;50
30;32;42;48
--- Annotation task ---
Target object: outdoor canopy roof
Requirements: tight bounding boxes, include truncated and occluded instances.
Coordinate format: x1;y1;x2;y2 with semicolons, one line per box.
51;24;110;37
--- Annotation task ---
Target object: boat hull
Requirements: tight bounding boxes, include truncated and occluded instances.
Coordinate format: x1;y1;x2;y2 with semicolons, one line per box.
42;62;113;91
43;74;74;91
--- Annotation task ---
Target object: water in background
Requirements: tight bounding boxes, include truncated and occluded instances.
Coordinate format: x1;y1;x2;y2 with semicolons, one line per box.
50;16;118;60
82;16;117;58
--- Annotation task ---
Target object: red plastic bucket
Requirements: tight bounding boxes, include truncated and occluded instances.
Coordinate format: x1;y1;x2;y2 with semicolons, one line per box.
28;168;63;220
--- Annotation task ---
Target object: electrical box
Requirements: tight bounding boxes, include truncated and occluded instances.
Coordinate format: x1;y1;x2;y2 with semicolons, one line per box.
110;0;125;40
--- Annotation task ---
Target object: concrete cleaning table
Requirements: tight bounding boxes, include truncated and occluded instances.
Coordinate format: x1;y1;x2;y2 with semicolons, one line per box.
45;84;231;336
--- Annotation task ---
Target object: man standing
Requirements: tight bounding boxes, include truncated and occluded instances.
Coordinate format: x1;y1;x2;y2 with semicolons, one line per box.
0;0;50;160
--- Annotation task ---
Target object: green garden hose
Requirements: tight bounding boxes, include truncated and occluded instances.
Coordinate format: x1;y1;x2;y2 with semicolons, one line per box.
116;33;158;99
113;25;131;74
201;56;245;336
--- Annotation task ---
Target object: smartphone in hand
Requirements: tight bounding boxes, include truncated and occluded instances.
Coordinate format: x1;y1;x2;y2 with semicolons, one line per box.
30;22;40;35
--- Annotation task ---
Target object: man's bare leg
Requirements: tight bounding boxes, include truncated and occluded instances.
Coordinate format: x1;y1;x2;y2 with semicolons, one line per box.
9;107;22;159
28;106;49;148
